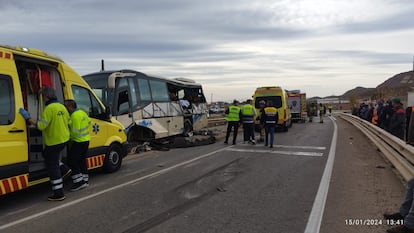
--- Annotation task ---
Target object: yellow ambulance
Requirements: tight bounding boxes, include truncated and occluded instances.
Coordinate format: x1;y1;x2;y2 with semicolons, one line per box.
0;45;128;195
252;86;292;131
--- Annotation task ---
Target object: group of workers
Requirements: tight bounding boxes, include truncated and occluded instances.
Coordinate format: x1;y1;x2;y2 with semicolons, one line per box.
224;99;278;148
307;102;333;123
19;87;91;201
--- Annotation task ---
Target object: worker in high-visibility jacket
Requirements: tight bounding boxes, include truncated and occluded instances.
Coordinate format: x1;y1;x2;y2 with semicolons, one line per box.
328;105;333;116
64;99;91;192
260;101;278;148
19;87;70;201
241;99;256;144
224;100;242;145
319;103;324;123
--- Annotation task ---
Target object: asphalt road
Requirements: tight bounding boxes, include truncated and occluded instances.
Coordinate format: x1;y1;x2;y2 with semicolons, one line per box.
0;115;406;233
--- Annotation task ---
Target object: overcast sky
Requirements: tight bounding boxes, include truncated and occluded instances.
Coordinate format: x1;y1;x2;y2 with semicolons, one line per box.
2;0;414;101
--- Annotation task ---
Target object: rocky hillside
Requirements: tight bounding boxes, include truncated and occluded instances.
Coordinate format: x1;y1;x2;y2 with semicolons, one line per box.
341;86;376;100
339;71;414;102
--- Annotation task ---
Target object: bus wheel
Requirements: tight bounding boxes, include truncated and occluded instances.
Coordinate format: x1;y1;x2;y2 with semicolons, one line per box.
104;144;123;173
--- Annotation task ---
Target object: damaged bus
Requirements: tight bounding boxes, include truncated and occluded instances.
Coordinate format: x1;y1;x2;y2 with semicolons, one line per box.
82;70;208;145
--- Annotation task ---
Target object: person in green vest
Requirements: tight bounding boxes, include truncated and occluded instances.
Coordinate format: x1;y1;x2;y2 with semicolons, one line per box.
224;100;242;145
19;87;70;201
241;99;256;144
319;103;324;123
64;99;91;192
328;104;333;116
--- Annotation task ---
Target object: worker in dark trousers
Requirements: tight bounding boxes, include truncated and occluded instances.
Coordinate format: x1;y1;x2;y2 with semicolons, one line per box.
20;87;70;201
257;100;266;142
224;100;242;145
241;99;256;144
384;177;414;233
319;103;324;123
261;101;278;148
64;100;91;191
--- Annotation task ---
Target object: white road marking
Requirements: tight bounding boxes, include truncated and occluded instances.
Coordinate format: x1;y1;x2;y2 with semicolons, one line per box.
304;116;338;233
0;146;231;230
225;148;324;157
238;144;326;150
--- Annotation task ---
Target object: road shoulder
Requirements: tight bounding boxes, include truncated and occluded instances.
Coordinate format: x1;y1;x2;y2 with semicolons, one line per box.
320;117;405;233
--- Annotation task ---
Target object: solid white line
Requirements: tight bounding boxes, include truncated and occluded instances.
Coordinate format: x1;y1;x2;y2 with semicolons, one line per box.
304;116;338;233
238;144;326;150
225;148;323;157
0;146;231;230
271;145;326;150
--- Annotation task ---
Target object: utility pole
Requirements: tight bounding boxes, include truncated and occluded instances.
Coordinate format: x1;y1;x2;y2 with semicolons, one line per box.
101;59;105;72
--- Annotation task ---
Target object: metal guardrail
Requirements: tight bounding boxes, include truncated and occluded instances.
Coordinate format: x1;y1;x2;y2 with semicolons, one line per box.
207;117;226;127
338;113;414;181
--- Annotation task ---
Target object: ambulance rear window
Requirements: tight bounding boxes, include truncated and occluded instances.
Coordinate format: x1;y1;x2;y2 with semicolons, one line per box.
255;96;282;108
0;75;15;125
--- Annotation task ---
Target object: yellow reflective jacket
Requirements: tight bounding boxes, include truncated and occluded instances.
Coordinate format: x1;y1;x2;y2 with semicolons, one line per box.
225;105;241;122
241;104;256;123
37;100;70;146
69;109;91;142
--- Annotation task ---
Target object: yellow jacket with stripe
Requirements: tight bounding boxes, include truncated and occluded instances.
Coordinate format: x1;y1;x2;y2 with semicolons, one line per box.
69;109;91;142
37;100;70;146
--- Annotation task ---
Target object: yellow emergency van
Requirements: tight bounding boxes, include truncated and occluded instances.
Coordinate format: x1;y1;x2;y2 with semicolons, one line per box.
252;86;292;131
0;45;128;196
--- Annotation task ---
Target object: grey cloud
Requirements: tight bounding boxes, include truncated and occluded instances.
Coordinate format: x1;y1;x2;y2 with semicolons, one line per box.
1;0;413;99
337;7;414;33
319;50;411;65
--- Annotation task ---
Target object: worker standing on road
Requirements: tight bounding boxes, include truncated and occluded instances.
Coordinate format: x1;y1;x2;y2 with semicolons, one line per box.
319;103;324;123
308;102;316;122
241;99;256;145
257;100;266;142
328;104;333;116
384;177;414;233
261;101;278;148
224;100;242;145
19;87;70;201
64;100;91;191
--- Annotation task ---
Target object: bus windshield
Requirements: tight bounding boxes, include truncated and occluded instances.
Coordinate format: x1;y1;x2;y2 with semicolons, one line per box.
83;73;113;108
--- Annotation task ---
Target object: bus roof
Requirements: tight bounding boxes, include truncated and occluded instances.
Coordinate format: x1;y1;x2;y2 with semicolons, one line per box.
83;69;202;88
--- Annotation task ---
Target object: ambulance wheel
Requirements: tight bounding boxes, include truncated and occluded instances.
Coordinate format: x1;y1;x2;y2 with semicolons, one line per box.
103;144;123;173
283;123;289;132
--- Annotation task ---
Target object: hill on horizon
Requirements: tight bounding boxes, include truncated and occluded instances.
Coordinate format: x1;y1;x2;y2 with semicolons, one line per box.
322;71;414;102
